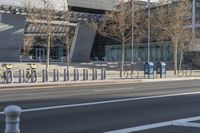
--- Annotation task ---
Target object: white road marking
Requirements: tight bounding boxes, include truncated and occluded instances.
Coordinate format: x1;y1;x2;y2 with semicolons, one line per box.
105;116;200;133
0;91;200;114
174;122;200;128
94;87;135;92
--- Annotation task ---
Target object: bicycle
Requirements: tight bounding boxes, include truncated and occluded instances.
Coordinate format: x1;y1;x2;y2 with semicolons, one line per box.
178;63;192;77
123;63;140;79
24;64;37;82
0;64;13;83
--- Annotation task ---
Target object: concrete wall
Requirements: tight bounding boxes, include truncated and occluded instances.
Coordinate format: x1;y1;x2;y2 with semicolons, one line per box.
0;0;68;11
67;0;118;11
0;14;25;61
70;21;96;62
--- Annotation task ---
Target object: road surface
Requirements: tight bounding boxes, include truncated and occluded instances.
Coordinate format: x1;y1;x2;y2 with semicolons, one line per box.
0;80;200;133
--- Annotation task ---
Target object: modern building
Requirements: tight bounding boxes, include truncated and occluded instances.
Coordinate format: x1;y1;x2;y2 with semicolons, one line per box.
0;0;199;66
0;0;118;62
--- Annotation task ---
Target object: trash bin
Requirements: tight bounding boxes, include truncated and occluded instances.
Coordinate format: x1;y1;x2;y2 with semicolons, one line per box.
156;62;166;78
144;62;154;79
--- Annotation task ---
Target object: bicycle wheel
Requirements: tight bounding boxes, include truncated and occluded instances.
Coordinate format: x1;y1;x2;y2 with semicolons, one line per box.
136;69;140;79
178;69;184;77
24;73;30;83
31;70;37;82
123;70;128;79
186;65;192;77
2;74;6;83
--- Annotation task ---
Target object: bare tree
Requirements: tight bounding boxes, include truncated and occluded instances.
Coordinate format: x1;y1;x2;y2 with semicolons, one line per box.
58;1;72;71
22;36;34;56
90;0;146;78
153;0;192;75
25;0;57;71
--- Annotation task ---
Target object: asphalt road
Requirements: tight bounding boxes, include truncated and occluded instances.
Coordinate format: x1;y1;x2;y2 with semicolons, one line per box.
0;80;200;133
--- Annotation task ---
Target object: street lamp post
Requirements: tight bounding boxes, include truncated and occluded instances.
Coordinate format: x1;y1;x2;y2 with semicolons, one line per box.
147;0;151;62
131;0;134;64
192;0;196;39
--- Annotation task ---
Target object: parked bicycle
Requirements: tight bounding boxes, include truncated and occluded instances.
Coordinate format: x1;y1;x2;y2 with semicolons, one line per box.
24;64;37;82
178;63;192;77
123;63;140;79
0;64;13;83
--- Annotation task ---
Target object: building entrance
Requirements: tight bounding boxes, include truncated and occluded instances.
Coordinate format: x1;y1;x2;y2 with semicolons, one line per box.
35;48;46;60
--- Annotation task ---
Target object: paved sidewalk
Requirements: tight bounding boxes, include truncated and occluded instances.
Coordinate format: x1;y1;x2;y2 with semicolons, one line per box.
0;62;199;89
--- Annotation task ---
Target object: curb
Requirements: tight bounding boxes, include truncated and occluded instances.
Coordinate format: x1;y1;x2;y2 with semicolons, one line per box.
0;77;199;91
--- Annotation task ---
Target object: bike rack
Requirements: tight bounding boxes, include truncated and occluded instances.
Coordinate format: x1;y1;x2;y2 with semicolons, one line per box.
92;69;98;80
83;69;89;81
64;69;70;81
42;69;48;82
101;68;106;80
74;69;79;81
53;69;59;82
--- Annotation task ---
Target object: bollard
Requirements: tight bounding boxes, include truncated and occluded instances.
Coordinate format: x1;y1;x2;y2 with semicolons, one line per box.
83;69;89;81
42;69;48;82
4;105;21;133
92;69;97;80
64;69;69;81
53;69;59;82
74;69;79;81
101;68;106;80
18;70;24;83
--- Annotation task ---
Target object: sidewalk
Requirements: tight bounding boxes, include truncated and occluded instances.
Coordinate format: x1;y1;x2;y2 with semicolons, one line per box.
0;62;199;90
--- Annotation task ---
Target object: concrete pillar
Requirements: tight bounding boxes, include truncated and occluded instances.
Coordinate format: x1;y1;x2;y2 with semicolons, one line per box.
70;20;96;62
0;14;25;61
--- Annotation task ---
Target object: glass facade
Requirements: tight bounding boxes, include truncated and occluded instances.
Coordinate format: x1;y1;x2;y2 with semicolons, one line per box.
28;38;66;62
104;43;173;62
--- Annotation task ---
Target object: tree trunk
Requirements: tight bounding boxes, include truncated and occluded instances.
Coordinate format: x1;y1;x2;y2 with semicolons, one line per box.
46;35;51;71
179;50;183;71
67;43;70;71
120;42;125;78
173;44;178;75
